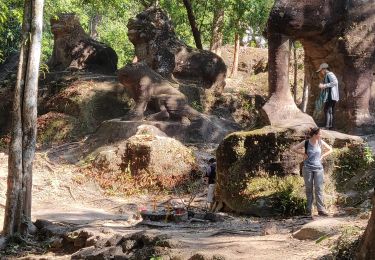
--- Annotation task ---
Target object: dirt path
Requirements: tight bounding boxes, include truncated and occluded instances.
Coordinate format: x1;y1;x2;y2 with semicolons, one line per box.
0;152;369;260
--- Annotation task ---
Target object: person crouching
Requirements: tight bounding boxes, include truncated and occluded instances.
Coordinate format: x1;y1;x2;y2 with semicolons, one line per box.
204;158;216;210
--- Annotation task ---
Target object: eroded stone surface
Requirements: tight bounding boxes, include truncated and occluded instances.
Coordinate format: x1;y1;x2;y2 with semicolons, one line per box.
48;14;118;74
127;7;227;92
293;218;344;240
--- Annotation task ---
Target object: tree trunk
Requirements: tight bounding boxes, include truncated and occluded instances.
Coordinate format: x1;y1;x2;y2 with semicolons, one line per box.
210;1;224;56
357;195;375;260
301;73;309;113
293;41;297;102
301;54;311;113
3;0;44;237
230;30;240;78
89;14;102;40
182;0;203;50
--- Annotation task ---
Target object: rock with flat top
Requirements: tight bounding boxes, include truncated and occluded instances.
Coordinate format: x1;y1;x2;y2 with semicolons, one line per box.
293;218;344;240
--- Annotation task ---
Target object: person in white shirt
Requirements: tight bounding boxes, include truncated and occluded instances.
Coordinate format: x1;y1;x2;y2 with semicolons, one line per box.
317;63;339;130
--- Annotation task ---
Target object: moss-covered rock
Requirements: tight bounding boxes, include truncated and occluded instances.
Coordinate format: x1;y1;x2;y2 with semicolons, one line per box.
40;75;132;134
90;125;198;191
216;126;372;216
37;112;80;148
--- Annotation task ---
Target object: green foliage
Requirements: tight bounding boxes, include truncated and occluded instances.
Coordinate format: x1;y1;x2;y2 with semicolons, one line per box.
333;144;375;193
223;0;274;43
97;17;135;67
246;175;306;216
0;0;275;67
238;91;255;111
0;0;23;62
191;100;203;112
150;256;163;260
330;226;362;259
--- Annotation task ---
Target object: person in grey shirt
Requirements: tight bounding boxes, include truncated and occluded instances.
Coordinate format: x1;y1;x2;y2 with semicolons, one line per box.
291;127;333;217
317;63;339;129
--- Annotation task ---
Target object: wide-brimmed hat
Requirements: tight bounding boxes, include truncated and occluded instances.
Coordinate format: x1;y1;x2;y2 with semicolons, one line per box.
316;63;329;72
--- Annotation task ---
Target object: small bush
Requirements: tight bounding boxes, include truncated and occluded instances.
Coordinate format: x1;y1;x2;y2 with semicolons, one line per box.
333;144;375;193
245;175;307;216
330;226;363;259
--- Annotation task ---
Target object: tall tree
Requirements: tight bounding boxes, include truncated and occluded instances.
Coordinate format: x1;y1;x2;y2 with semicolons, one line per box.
89;14;102;40
227;0;274;77
182;0;202;49
292;41;297;102
230;19;240;78
3;0;44;236
210;0;224;56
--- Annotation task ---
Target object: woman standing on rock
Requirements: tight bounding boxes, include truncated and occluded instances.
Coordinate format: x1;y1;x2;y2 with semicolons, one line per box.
291;127;333;217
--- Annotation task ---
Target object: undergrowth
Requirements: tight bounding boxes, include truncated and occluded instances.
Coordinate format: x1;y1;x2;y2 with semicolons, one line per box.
245;175;306;216
329;225;363;260
78;163;201;197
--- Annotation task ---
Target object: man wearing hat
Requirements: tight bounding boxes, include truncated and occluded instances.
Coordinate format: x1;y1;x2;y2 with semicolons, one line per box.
317;63;339;130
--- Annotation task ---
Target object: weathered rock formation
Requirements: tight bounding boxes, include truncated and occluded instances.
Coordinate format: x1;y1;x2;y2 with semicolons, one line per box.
266;0;375;134
127;7;227;92
293;218;345;240
216;126;372;216
37;74;132;147
357;194;375;260
48;14;118;74
92;124;197;189
118;62;199;121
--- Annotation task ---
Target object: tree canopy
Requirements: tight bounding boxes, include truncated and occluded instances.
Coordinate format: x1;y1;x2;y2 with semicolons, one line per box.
0;0;274;67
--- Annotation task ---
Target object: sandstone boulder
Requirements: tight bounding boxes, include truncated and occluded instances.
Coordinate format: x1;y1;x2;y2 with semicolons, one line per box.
40;75;132;135
293;218;344;240
48;14;117;74
216;126;371;216
127;7;227;92
92;125;197;189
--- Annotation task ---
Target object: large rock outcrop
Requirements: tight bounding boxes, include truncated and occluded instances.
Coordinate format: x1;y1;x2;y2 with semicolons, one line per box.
216;126;372;216
127;7;227;93
37;74;132;147
115;62;240;144
48;14;118;74
91;125;197;190
266;0;375;134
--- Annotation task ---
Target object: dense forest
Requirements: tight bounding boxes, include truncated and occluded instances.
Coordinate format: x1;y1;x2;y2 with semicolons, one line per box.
0;0;273;66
